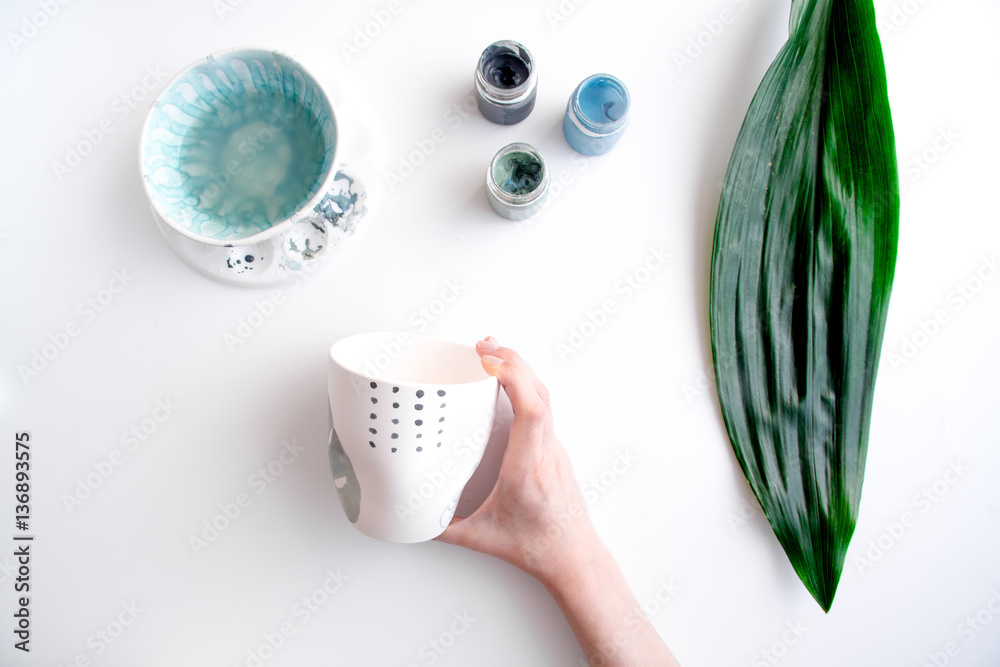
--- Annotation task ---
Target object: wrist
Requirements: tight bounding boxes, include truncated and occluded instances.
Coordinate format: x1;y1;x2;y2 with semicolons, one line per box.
537;536;664;667
527;520;611;594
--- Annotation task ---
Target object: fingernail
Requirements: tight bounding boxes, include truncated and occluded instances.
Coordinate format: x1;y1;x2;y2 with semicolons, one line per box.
482;354;504;366
479;337;500;351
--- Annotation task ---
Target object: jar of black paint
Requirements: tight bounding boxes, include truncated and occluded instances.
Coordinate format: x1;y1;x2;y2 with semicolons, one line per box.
474;40;537;125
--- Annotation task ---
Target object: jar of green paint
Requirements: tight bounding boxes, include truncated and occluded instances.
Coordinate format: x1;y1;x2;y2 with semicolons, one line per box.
485;142;549;221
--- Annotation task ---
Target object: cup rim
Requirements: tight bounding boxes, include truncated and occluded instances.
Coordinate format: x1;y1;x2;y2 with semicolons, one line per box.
329;332;498;388
138;45;340;247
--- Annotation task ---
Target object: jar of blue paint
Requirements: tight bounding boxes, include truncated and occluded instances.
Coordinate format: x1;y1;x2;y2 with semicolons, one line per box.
563;74;631;155
475;40;537;125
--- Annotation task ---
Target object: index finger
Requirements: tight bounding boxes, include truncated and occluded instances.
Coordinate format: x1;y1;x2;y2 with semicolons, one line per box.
476;338;553;461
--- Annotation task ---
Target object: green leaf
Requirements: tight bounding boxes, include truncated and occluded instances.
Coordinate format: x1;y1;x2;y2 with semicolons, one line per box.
709;0;898;612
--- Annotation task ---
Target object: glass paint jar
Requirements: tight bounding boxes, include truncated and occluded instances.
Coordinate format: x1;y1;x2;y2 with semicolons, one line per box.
475;40;537;125
485;142;549;220
563;74;631;155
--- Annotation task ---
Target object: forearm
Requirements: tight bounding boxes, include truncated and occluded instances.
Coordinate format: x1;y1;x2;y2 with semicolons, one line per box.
445;340;680;665
540;538;680;667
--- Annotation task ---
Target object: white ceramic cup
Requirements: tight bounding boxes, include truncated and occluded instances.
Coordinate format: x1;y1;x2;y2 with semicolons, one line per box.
328;333;499;543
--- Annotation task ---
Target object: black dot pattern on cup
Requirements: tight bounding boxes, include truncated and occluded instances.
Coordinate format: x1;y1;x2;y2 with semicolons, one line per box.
365;386;447;453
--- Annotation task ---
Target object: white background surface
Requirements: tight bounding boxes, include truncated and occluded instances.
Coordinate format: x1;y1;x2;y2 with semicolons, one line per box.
2;0;999;665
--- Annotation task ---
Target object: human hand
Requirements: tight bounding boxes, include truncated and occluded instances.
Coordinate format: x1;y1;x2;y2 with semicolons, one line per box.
436;337;600;589
437;338;681;666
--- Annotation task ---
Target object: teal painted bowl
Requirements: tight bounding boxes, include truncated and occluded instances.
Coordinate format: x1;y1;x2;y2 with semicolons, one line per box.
140;47;338;246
